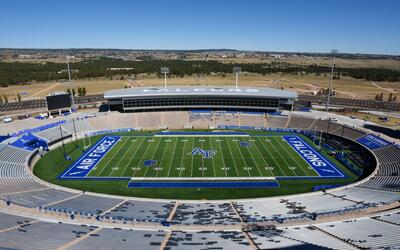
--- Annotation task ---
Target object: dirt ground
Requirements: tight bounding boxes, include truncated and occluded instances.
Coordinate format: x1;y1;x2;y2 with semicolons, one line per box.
0;73;399;102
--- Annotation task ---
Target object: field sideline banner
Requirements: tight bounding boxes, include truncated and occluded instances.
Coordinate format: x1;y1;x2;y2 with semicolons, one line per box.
60;136;120;179
283;135;345;177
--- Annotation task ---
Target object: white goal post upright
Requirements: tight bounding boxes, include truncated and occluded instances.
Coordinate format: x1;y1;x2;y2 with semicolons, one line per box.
82;131;92;150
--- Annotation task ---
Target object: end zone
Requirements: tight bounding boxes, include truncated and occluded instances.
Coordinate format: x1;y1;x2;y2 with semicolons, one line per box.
282;135;345;178
59;136;121;179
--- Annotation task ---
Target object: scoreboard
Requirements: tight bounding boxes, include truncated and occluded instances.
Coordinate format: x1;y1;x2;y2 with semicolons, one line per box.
46;93;72;111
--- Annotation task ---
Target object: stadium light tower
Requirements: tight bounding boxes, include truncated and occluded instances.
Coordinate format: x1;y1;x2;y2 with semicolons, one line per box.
233;67;241;92
161;67;169;89
326;49;338;111
66;54;75;109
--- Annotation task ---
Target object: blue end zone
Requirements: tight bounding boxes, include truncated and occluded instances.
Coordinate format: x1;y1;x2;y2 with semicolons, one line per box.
282;135;345;178
128;181;279;188
356;134;391;150
59;136;120;179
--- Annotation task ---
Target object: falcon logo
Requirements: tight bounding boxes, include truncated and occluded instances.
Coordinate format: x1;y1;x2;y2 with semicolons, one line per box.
191;147;216;158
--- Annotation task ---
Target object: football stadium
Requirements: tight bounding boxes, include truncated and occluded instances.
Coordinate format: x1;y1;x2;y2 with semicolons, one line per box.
0;0;399;248
0;83;399;249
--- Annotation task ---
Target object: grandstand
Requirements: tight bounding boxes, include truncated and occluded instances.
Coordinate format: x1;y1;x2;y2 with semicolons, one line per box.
0;94;399;249
2;93;400;115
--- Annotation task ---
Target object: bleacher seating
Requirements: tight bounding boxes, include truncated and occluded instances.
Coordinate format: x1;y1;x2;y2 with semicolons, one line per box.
330;187;399;204
214;111;240;127
287;115;315;129
35;126;71;142
317;217;400;249
61;119;92;134
234;199;293;222
268;116;288;128
68;228;165;250
357;176;400;192
248;226;353;249
44;195;124;215
0;220;94;250
342;126;366;140
309;118;329;132
171;203;241;225
5;189;76;207
167;231;250;249
0;145;49;196
373;211;400;226
104;200;174;222
240;113;265;127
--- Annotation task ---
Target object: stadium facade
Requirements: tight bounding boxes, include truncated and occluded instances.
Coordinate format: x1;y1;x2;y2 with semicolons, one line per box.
104;86;298;112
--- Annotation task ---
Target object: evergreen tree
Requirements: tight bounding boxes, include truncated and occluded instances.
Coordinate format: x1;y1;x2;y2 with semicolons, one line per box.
388;93;393;102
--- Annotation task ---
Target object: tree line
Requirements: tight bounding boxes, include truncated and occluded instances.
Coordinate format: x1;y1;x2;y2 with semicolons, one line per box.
1;58;399;87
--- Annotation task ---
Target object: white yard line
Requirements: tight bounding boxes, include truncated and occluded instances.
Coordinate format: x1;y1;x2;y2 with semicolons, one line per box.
96;138;129;177
242;141;264;176
255;137;286;177
232;139;252;177
224;138;241;177
155;139;170;177
166;138;179;177
215;138;228;177
131;138;154;178
208;138;217;177
143;138;163;178
269;137;299;176
109;138;137;176
178;140;187;178
251;139;275;176
120;137;146;177
190;137;195;178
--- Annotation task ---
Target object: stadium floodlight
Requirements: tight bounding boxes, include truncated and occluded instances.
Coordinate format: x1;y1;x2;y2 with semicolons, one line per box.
161;67;170;89
233;67;241;92
326;49;338;111
66;54;75;109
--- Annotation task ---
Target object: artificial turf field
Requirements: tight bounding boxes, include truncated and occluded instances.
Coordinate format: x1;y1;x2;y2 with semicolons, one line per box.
85;135;318;179
34;130;358;199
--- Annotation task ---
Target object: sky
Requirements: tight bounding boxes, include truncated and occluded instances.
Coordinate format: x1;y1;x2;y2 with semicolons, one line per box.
0;0;399;55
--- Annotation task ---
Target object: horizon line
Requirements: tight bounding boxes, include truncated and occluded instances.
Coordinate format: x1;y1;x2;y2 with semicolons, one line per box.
0;47;399;57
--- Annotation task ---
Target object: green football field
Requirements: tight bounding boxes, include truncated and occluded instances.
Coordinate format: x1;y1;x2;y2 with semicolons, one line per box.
34;130;358;199
87;136;319;179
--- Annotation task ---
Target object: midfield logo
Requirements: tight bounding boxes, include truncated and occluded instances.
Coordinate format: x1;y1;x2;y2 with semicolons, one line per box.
191;147;216;158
